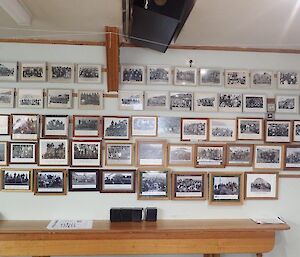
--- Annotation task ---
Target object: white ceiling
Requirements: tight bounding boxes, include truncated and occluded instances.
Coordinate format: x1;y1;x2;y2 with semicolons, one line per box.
1;0;300;49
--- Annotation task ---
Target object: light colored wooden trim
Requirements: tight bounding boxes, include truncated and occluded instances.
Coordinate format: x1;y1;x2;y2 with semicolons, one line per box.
279;174;300;178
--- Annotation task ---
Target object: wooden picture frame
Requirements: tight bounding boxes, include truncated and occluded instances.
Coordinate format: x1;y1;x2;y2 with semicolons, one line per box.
47;89;73;109
265;120;292;143
68;169;99;191
0;142;8;166
253;144;283;170
16;88;44;109
293;120;300;142
225;69;249;88
9;142;37;164
48;63;74;83
39;139;69;166
195;144;226;168
132;116;157;137
174;67;197;86
73;115;101;138
147;65;171;85
71;140;101;167
118;90;144;111
0;114;10;135
1;168;33;191
0;88;14;108
209;119;237;142
105;142;134;166
11;114;39;140
77;64;102;84
199;68;223;86
0;62;17;82
226;144;253;167
77;90;104;110
243;94;266;113
20;62;46;82
250;70;273;88
277;71;300;89
218;93;243;112
42;115;69;138
275;95;299;114
169;92;193;112
284;144;300;170
121;65;145;84
144;91;169;111
237;117;264;141
193;92;218;112
168;143;194;167
103;116;130;140
181;118;208;141
157;116;181;138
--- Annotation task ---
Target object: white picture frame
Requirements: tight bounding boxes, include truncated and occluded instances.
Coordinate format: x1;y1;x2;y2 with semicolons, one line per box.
77;64;102;83
174;67;197;86
144;91;169;111
170;92;193;111
225;69;249;88
0;88;14;108
47;89;73;109
48;63;74;83
243;94;266;113
121;65;145;84
132;116;157;137
199;68;223;86
275;95;299;114
218;93;243;112
147;65;171;85
16;88;44;109
118;91;144;111
0;62;17;82
250;70;273;88
78;90;103;110
209;119;237;142
194;92;218;112
277;71;300;89
20;62;46;82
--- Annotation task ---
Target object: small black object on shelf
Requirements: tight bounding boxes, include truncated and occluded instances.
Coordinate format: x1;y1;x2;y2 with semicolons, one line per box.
145;207;157;221
110;208;143;222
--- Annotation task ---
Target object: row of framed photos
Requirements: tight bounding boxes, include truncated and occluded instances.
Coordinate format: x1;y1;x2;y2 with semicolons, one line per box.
119;90;300;113
0;168;279;203
0;62;102;83
0;88;103;110
121;64;300;89
0;140;299;171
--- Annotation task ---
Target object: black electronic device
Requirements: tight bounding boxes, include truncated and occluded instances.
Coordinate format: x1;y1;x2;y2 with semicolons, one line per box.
110;208;143;222
145;207;157;221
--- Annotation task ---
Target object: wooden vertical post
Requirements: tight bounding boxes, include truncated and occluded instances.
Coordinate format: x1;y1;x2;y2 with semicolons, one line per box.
105;26;120;92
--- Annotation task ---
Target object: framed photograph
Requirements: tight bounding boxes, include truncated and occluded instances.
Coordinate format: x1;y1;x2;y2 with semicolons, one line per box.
277;71;300;89
20;62;46;82
0;62;17;82
42;115;69;138
254;144;283;170
132;116;157;137
237;118;264;141
218;93;242;112
144;91;169;111
194;92;218;112
243;94;266;113
73;115;100;138
174;67;197;86
284;144;300;170
199;68;223;86
118;91;144;111
16;88;44;109
47;89;72;109
209;119;237;142
136;140;167;167
103;116;130;140
0;142;8;166
195;144;226;168
0;115;10;135
265;120;292;143
68;169;99;191
170;92;193;111
157;116;181;138
105;142;134;166
9;142;37;164
34;169;67;195
172;172;206;200
293;120;300;142
225;69;249;88
100;169;135;193
78;90;103;110
275;95;299;114
137;169;170;200
245;172;279;200
1;169;32;191
11;114;39;140
48;63;74;83
209;172;244;205
121;65;145;84
250;70;273;88
168;144;194;166
0;88;14;108
39;139;69;166
71;140;101;167
77;64;102;83
181;118;208;141
147;65;171;85
226;144;253;167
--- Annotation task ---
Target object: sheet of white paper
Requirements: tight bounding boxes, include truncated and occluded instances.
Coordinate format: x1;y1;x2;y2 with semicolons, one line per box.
47;220;93;230
250;217;285;224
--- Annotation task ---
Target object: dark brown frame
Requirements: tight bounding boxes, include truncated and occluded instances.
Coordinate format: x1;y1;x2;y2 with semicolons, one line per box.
42;115;69;138
283;144;300;170
11;114;40;140
72;115;101;138
0;141;8;166
292;120;300;142
68;169;100;192
102;116;131;140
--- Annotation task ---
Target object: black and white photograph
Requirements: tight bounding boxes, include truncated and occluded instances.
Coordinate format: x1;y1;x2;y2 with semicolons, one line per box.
101;169;135;193
138;169;169;199
284;145;300;170
0;142;8;166
47;89;72;109
137;140;166;166
265;120;292;143
121;65;145;84
172;172;205;199
226;144;253;166
250;70;273;88
170;92;193;111
144;91;169;111
118;91;144;111
34;170;66;194
243;94;266;113
132;116;157;137
168;144;194;166
218;93;242;112
195;145;225;168
293;120;300;142
12;114;39;140
194;92;218;112
0;88;14;108
105;143;133;166
42;115;69;138
71;140;101;167
10;142;36;164
225;69;249;88
237;118;264;140
199;68;223;86
48;63;74;83
157;116;181;138
73;115;100;137
69;169;99;191
77;64;102;83
0;62;17;82
245;172;278;199
20;62;46;82
254;144;283;170
39;139;69;166
181;118;208;141
2;169;32;191
275;95;299;114
103;116;130;140
78;90;103;110
174;67;197;86
147;65;171;84
278;71;299;89
209;119;236;142
0;115;10;135
17;88;44;109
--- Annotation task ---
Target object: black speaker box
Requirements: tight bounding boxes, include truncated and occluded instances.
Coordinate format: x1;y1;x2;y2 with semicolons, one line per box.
145;207;157;221
110;208;122;222
110;208;143;222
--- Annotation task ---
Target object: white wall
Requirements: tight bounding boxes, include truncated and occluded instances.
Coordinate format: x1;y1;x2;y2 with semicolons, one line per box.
0;43;300;257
